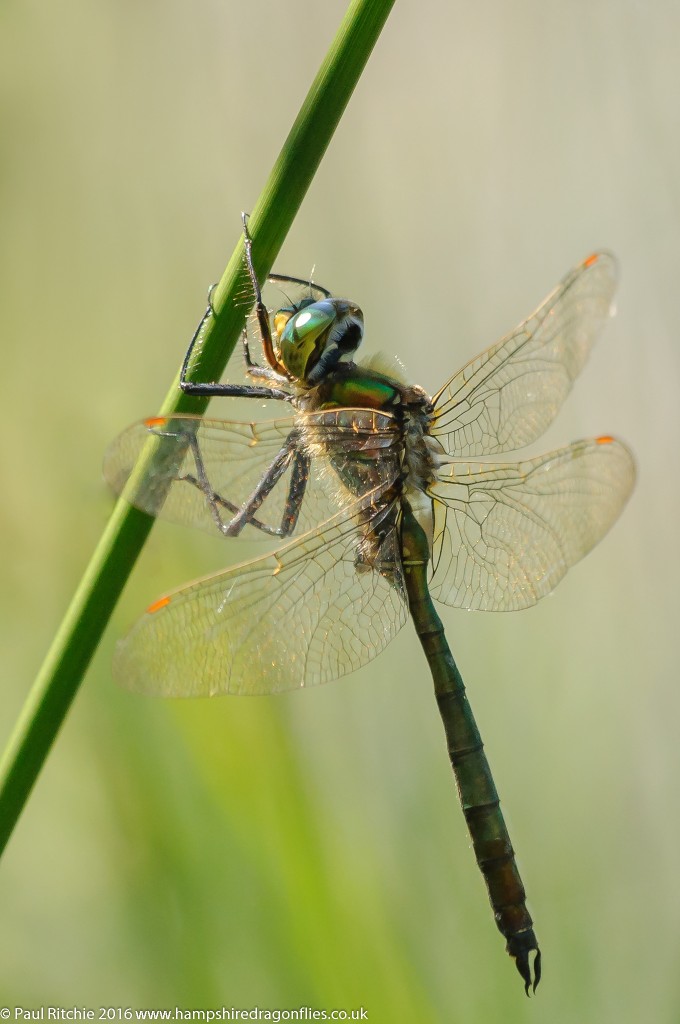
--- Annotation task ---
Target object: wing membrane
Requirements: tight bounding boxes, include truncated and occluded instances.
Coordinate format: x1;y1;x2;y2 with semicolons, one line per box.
113;494;408;696
104;415;295;534
104;410;399;540
432;252;618;456
428;436;635;611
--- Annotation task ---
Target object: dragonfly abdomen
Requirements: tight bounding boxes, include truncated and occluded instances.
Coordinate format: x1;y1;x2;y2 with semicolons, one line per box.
399;497;541;994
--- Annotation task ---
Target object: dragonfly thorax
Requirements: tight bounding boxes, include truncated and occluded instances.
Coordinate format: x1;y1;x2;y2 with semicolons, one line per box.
274;297;364;385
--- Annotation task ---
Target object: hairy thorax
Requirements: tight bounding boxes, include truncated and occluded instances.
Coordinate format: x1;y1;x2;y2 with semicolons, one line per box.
294;360;444;507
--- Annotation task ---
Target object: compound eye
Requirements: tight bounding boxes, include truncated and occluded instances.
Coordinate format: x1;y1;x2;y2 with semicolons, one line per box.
274;296;364;383
293;303;332;332
278;300;336;380
272;296;317;346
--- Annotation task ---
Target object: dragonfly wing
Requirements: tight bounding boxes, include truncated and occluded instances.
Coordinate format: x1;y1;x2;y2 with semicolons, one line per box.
428;437;635;611
431;252;618;456
104;410;399;540
113;490;408;696
104;414;300;537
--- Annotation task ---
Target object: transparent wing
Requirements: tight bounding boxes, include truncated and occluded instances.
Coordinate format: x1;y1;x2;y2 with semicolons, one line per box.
104;410;400;540
432;252;618;456
113;494;408;697
428;436;635;611
104;414;296;535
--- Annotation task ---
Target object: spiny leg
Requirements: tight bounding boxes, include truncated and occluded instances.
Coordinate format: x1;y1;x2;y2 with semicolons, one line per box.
218;433;307;537
180;428;308;539
179;214;331;400
241;212;289;377
277;449;310;536
179;286;214;389
179;269;290;402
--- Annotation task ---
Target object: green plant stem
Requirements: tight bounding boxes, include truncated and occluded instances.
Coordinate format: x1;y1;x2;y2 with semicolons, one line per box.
0;0;396;857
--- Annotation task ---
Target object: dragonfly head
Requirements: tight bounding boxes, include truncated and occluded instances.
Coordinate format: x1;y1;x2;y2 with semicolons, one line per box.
274;298;364;384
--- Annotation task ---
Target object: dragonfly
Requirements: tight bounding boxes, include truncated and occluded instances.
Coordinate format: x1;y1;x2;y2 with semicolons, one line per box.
105;216;635;994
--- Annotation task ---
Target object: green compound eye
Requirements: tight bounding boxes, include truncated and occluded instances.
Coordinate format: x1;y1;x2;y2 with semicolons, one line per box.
278;298;363;382
282;302;335;344
279;302;334;379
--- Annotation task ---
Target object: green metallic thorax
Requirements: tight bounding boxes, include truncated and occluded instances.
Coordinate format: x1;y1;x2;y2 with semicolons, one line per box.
307;363;404;412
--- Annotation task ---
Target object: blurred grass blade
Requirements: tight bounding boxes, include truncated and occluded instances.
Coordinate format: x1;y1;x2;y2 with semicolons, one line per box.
0;0;397;856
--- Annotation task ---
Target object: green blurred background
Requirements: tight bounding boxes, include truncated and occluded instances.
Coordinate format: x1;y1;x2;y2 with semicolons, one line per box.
1;0;678;1020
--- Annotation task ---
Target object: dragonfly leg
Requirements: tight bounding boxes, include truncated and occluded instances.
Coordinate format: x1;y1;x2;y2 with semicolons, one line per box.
278;449;310;536
400;497;541;994
217;447;308;537
245;361;291;387
178;473;280;537
179;277;292;402
180;378;293;401
241;320;290;388
180;427;307;538
182;432;277;536
220;433;308;537
142;415;282;535
241;212;291;378
179;216;332;402
268;272;332;301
